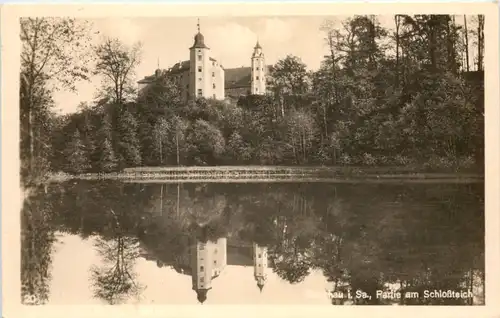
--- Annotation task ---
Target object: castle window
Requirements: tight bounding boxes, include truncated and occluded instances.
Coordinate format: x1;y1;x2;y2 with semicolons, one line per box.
198;78;202;81
256;76;259;80
256;67;259;71
214;260;217;265
258;264;261;267
213;83;216;89
200;277;204;283
198;66;202;72
197;89;203;97
198;55;202;61
200;266;204;272
200;244;205;250
258;254;261;258
212;72;215;77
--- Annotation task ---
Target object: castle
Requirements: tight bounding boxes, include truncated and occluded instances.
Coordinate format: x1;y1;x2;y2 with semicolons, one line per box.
137;20;270;102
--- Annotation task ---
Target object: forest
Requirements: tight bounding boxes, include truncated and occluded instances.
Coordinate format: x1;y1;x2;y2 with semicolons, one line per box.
20;15;485;186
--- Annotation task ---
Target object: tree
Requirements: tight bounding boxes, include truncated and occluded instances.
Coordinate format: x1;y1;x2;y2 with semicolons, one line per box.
285;110;318;164
169;115;189;166
99;138;118;173
65;129;90;174
152;117;169;165
463;15;470;72
20;17;92;179
186;120;226;165
475;15;485;71
269;55;310;117
115;109;142;168
94;38;142;105
227;131;252;164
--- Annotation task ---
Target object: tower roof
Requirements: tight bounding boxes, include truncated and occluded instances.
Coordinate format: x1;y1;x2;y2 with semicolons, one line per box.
254;40;262;50
196;289;209;304
257;282;264;293
191;18;209;49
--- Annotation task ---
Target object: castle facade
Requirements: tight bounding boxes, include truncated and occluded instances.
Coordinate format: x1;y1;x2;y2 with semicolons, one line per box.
138;21;270;102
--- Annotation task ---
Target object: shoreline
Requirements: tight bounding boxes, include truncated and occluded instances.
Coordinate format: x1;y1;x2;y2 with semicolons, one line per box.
44;165;484;184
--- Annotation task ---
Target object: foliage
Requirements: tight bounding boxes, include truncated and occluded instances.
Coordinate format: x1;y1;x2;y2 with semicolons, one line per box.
20;17;93;186
24;15;484;176
65;129;91;174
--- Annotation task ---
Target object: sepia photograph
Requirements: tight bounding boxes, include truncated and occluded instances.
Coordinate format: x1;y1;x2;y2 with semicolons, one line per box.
2;2;499;316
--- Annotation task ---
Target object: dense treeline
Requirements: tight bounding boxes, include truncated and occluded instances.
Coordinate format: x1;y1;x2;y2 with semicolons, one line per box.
20;15;485;184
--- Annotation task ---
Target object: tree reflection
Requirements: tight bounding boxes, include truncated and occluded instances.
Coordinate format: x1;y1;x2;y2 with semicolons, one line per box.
89;214;144;304
21;188;56;305
38;181;484;305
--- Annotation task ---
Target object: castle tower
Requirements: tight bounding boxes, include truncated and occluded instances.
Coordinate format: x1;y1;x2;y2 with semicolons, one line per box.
191;241;213;304
191;238;228;304
253;243;268;292
250;41;266;95
189;19;211;100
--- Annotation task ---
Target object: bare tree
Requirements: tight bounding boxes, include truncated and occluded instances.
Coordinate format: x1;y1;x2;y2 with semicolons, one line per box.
463;15;470;72
476;15;484;72
94;38;142;106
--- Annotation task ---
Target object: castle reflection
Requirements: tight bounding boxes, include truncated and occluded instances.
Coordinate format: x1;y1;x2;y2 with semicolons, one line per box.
151;236;268;303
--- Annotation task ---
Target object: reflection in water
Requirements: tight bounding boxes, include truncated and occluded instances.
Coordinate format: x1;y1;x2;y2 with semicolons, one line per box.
21;190;57;305
90;230;144;304
21;180;484;305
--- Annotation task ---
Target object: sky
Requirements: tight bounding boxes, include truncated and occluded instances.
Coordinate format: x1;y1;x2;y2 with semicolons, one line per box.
52;15;397;114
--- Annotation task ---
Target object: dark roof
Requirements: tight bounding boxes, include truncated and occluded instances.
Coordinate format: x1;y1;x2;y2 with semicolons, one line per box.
224;65;273;89
139;64;272;88
195;289;209;304
137;74;156;84
225;67;251;89
191;32;209;49
169;60;190;74
257;282;264;292
254;41;262;50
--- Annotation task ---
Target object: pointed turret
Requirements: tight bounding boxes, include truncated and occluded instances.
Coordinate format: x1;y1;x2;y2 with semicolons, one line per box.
190;18;209;49
196;289;208;304
250;40;266;95
257;282;264;292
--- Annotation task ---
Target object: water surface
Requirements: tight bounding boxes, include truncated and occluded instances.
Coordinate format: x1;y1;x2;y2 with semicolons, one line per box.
21;180;484;305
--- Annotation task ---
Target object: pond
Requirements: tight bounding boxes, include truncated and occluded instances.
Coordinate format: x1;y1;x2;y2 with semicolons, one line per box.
21;180;485;305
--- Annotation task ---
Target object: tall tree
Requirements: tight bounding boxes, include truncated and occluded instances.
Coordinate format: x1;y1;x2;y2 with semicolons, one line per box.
94;38;142;106
476;15;485;72
269;55;310;117
463;15;470;72
20;18;92;179
115;109;142;168
65;129;90;174
152;117;169;165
